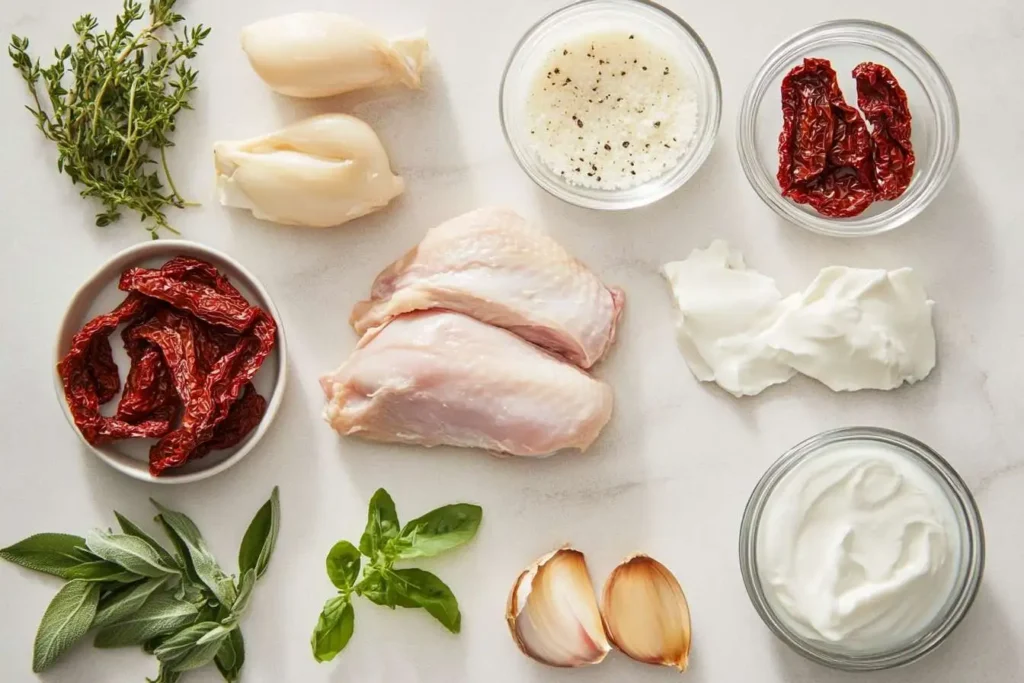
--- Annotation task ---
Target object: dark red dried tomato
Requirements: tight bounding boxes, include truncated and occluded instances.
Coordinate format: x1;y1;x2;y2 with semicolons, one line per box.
778;58;913;217
119;257;260;332
57;257;277;476
778;58;875;218
854;62;915;201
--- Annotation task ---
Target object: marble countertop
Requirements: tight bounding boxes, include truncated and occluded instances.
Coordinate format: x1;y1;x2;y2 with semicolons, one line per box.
1;0;1021;681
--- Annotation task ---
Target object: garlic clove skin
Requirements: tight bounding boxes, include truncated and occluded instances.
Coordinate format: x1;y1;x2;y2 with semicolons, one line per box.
601;554;692;671
241;13;429;98
213;114;404;228
506;547;610;668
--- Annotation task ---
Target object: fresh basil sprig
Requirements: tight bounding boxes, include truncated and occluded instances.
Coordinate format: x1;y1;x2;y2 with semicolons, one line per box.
0;487;280;680
311;488;482;663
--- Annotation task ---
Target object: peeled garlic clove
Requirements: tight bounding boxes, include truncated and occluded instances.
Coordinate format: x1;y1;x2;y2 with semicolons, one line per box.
241;13;429;98
213;114;404;228
506;547;610;668
601;554;692;671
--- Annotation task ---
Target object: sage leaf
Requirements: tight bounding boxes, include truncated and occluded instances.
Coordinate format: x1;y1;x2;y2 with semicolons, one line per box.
214;627;245;681
388;568;461;633
238;487;280;580
93;576;170;628
32;579;101;672
85;530;179;579
94;592;199;648
0;533;94;578
146;662;182;683
311;596;354;663
154;621;228;672
151;501;236;607
115;512;178;569
359;488;400;559
325;541;360;591
155;514;200;584
66;560;142;583
230;569;256;618
397;504;483;559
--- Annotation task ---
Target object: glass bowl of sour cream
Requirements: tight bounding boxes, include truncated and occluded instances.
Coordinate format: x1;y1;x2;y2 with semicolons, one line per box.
500;0;721;209
739;427;984;671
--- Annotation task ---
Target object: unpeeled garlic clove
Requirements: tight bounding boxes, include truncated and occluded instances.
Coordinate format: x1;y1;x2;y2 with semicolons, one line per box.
213;113;404;228
241;13;429;98
601;554;692;671
506;547;610;667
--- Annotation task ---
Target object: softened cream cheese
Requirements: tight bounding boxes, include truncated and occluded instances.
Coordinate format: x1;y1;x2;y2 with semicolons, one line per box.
661;241;936;396
526;31;698;189
756;440;959;651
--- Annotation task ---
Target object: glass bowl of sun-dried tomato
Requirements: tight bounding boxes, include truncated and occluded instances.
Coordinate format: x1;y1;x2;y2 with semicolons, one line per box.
53;241;286;484
738;19;959;236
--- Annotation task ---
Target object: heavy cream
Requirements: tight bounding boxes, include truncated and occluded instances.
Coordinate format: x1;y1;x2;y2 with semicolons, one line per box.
756;440;960;651
661;241;936;396
525;31;698;189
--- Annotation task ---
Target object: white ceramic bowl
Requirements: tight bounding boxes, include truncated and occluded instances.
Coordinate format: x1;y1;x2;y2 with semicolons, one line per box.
53;241;287;484
500;0;722;209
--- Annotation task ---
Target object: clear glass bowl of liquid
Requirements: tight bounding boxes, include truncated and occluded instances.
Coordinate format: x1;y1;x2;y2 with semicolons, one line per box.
738;427;985;670
500;0;721;210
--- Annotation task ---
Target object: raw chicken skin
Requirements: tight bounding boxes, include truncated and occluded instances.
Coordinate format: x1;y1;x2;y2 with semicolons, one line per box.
320;311;613;456
350;207;624;368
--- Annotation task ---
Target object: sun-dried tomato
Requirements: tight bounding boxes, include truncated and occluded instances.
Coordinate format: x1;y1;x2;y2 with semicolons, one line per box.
777;58;876;218
58;295;176;443
854;62;915;201
119;257;261;332
57;257;277;476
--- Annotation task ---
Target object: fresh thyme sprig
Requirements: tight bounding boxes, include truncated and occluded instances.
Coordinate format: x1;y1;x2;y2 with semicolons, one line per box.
8;0;210;238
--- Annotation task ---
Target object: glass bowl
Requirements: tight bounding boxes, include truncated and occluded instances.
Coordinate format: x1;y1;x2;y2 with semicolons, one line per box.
739;427;985;671
737;20;959;236
500;0;721;210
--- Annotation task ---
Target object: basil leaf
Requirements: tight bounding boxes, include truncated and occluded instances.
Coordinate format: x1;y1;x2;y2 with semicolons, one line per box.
93;592;199;648
359;489;400;559
61;559;137;583
325;541;361;591
115;512;178;569
388;568;461;633
93;576;170;628
32;579;101;672
230;569;256;619
397;504;483;559
151;501;236;607
356;568;417;609
85;530;180;579
154;621;228;672
146;662;182;683
214;626;245;681
311;596;354;663
0;533;95;578
238;487;280;580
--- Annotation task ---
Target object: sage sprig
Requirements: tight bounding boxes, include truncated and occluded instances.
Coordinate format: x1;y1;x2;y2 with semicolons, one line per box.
0;487;280;680
311;488;482;663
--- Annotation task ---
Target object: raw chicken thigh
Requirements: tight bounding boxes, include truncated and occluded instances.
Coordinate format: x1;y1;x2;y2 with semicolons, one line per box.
320;311;613;456
351;207;624;368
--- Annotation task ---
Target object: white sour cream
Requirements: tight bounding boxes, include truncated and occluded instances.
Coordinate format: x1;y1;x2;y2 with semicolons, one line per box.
661;241;936;396
526;31;698;189
756;440;960;651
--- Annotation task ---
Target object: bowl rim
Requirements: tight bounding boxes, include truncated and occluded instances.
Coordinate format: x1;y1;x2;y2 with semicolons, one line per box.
52;240;288;485
738;426;985;671
736;18;960;237
499;0;722;210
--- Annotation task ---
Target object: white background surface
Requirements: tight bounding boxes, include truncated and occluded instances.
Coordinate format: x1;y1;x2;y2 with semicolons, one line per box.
1;1;1022;682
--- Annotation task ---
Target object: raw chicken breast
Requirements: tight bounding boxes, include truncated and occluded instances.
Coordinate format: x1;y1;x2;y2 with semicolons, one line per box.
241;13;429;98
350;207;624;368
320;311;613;456
214;114;404;228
